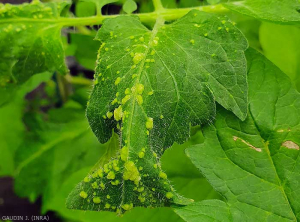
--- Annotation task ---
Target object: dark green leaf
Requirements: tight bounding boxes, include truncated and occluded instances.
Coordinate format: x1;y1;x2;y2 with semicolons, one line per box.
0;1;69;105
180;49;300;221
67;10;248;214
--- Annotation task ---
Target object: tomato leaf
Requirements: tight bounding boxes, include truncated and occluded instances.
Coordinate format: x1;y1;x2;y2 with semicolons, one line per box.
179;48;300;221
0;0;69;105
66;10;248;214
224;0;300;25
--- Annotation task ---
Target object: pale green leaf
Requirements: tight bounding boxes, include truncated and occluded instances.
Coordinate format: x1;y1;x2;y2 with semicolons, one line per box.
123;0;137;14
66;10;248;214
207;0;221;5
259;23;300;91
181;49;300;221
0;1;69;105
224;0;300;25
80;0;119;15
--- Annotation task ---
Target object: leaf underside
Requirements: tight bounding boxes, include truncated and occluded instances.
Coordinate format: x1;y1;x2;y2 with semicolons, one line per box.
66;10;248;214
178;49;300;222
0;1;68;105
224;0;300;25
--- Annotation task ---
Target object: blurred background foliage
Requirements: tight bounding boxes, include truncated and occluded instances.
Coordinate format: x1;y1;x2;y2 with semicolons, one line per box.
0;0;299;221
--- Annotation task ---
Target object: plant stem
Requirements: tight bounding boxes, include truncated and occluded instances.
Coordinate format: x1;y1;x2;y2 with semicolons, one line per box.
152;0;164;12
1;4;228;27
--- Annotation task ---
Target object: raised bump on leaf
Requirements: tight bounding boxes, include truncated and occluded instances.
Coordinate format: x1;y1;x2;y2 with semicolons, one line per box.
66;9;248;214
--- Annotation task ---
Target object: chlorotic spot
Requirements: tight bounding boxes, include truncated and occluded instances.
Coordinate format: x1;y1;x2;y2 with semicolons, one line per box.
84;177;90;183
133;53;145;64
218;27;222;30
159;171;167;179
97;169;103;177
190;39;195;44
166;192;173;199
138;151;145;158
92;182;98;189
107;195;110;199
114;106;123;121
121;146;129;161
138;196;145;202
136;95;143;105
107;171;116;180
93;197;101;204
148;91;154;95
122;203;133;211
122;95;131;104
160;115;164;119
123;161;140;185
111;98;118;105
137;187;144;192
222;20;226;24
79;191;88;199
100;182;105;189
130;36;134;39
125;88;131;95
111;180;120;185
153;164;157;169
136;84;144;94
204;33;208;37
139;37;144;42
146;117;153;130
106;111;113;119
105;203;111;209
115;77;121;85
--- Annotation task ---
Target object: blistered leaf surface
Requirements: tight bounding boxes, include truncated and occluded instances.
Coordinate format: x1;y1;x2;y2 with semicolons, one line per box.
67;10;248;214
0;1;68;105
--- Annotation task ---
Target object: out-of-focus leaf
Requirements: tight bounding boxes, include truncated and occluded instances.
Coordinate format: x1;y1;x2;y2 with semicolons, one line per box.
0;72;52;176
225;0;300;25
260;23;300;91
70;33;100;70
123;0;137;14
0;1;69;105
79;0;119;15
76;1;96;17
13;106;106;207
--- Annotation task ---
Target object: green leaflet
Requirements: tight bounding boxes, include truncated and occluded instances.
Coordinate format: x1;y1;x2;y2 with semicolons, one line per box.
66;10;248;213
0;0;68;106
123;0;137;14
79;0;119;15
224;0;300;25
47;132;219;222
178;48;300;221
0;72;52;176
13;106;106;207
259;23;300;91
